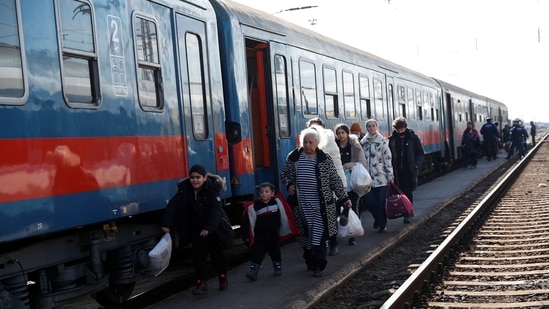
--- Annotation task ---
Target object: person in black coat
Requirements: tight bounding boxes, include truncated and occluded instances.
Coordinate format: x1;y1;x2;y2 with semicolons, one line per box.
161;164;231;296
461;121;480;169
480;117;500;161
530;121;537;146
506;119;529;160
388;116;425;224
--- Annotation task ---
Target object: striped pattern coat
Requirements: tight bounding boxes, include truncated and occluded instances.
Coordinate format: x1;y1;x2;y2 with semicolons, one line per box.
280;148;349;239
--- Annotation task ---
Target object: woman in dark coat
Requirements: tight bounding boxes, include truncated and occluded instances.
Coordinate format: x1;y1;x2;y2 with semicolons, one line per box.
461;121;480;169
161;164;231;296
280;127;350;277
388;116;425;223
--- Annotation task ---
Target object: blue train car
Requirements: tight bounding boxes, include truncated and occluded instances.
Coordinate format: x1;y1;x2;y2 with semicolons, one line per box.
210;0;446;194
0;0;228;307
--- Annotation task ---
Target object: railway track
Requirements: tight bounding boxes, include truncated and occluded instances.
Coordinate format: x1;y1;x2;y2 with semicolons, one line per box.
376;135;549;308
426;140;549;308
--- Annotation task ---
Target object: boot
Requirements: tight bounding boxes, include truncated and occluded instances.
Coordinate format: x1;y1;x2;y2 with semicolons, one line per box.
191;280;208;295
245;263;260;281
273;261;282;276
313;258;327;277
218;273;228;291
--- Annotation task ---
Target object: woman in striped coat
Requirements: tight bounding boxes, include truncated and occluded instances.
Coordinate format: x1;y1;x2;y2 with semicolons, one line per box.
280;127;351;277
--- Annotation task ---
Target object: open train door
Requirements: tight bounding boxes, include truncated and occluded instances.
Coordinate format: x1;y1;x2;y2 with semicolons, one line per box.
445;91;456;160
244;40;279;191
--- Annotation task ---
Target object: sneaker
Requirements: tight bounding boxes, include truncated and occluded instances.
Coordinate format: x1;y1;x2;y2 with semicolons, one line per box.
192;281;208;295
403;217;411;224
378;227;387;233
273;262;282;277
218;274;228;291
313;269;325;277
245;263;259;281
348;238;357;246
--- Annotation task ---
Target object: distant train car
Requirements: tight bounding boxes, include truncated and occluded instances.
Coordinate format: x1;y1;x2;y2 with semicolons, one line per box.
210;0;445;193
435;79;509;161
0;0;228;307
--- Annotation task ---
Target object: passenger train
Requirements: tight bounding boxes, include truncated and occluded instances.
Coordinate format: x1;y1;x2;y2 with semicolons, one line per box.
0;0;508;307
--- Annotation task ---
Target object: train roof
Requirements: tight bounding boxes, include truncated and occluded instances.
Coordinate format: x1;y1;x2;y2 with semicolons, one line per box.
434;78;507;110
211;0;438;87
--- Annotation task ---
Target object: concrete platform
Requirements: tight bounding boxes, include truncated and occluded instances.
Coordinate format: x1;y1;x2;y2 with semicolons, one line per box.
147;152;508;309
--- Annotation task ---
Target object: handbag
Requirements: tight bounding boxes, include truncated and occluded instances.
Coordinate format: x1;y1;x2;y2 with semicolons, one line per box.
385;183;413;219
337;209;364;238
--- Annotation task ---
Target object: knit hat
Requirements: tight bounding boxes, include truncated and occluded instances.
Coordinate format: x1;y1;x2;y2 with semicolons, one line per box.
350;122;362;133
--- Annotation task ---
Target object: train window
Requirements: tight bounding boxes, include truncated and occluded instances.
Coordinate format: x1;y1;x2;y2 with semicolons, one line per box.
0;0;24;100
299;60;318;115
373;79;383;119
407;87;415;119
186;33;208;139
134;16;163;110
423;91;430;120
323;67;338;118
359;75;371;119
398;86;405;103
343;71;355;118
58;0;99;105
275;55;290;138
415;89;423;120
388;83;395;116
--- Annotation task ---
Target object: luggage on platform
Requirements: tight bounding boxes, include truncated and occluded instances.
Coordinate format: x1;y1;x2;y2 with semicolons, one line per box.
385;183;413;219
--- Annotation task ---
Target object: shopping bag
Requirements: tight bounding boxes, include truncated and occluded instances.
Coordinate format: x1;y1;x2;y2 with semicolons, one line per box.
344;169;352;192
350;163;371;197
149;233;172;277
337;209;364;238
385;183;413;219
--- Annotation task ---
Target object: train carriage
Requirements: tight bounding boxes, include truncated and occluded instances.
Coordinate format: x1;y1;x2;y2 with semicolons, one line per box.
0;0;228;307
210;0;446;195
435;79;509;162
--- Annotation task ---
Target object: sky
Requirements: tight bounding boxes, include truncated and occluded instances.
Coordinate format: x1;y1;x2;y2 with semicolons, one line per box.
231;0;549;124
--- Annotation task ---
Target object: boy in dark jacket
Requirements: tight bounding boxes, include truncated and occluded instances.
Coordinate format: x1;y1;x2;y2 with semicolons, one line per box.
161;164;230;296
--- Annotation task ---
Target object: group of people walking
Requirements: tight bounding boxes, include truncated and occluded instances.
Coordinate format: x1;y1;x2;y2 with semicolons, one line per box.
277;116;424;280
160;115;426;295
466;117;536;168
158;115;539;296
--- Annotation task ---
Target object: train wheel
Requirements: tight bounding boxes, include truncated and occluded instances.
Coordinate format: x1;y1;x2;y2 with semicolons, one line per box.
92;282;135;307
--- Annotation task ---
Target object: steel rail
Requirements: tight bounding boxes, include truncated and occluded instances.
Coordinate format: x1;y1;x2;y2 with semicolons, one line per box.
380;133;548;309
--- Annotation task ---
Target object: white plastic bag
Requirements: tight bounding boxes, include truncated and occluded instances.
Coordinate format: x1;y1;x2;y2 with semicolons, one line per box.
149;233;172;277
337;209;364;238
350;163;371;197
